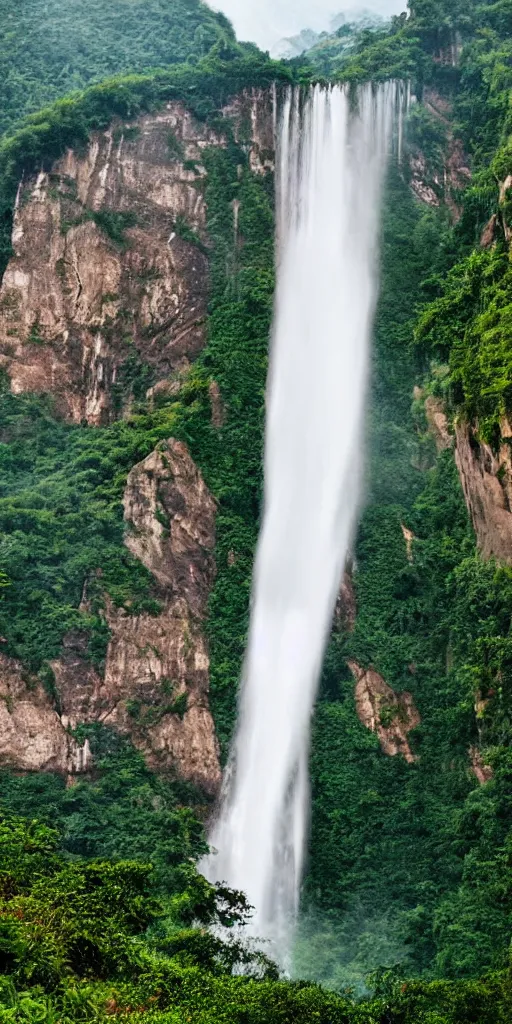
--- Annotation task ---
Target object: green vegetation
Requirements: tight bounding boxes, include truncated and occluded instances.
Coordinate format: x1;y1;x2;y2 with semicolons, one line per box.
0;387;172;671
92;210;138;247
0;0;240;138
0;50;293;277
295;0;512;993
0;800;510;1023
0;732;207;886
299;0;512;90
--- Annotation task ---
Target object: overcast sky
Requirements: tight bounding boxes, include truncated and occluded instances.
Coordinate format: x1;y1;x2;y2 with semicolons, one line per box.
209;1;407;50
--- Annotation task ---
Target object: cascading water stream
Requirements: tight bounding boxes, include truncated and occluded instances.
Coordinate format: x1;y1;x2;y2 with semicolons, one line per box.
204;82;398;962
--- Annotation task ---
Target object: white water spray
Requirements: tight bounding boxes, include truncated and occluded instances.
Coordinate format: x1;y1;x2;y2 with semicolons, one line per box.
205;83;397;961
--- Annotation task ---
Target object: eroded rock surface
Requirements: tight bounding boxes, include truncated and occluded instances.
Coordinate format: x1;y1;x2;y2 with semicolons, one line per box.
0;91;273;424
469;746;493;785
425;396;452;451
455;421;512;562
0;440;221;792
335;566;357;632
124;439;216;611
223;88;275;175
348;661;420;764
0;653;92;773
401;524;416;563
409;89;470;217
0;104;218;423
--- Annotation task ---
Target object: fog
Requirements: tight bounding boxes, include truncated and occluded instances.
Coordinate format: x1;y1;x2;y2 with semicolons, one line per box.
209;0;407;49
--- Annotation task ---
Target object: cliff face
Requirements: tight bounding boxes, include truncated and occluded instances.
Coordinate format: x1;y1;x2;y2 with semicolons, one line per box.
455;420;512;563
0;102;219;424
409;88;470;217
0;91;274;426
348;661;420;764
0;89;275;791
0;439;221;791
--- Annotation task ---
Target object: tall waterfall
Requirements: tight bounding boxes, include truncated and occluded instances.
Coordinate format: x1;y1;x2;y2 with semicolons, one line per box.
205;83;397;960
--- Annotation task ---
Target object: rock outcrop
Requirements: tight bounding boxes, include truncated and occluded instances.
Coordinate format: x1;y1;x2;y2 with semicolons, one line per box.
455;421;512;563
0;653;92;774
123;438;216;611
499;174;512;243
0;89;276;788
409;89;470;218
401;524;416;563
223;88;275;175
0;440;221;792
469;746;493;785
425;395;452;451
479;174;512;247
0;91;274;424
348;661;420;764
0;104;217;423
335;566;357;632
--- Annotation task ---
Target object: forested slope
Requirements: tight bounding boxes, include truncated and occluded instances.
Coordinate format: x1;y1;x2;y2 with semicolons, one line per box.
0;0;240;137
299;0;512;990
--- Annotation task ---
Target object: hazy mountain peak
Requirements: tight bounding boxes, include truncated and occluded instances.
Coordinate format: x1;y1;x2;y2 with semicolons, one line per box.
271;6;387;58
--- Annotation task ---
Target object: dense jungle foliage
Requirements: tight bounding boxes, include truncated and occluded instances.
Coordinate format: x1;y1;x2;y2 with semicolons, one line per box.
0;0;243;138
0;0;512;1021
0;804;510;1024
296;0;512;991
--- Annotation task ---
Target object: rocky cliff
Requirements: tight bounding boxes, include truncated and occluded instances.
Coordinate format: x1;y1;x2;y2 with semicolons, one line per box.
455;420;512;563
0;89;274;425
0;89;274;790
348;661;420;764
0;102;218;424
409;88;471;216
0;439;221;791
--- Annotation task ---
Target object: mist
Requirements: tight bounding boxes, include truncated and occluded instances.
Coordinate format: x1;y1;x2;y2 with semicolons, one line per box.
208;0;407;49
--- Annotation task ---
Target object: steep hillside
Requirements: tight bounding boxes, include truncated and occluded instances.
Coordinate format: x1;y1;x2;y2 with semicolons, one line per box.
0;0;239;137
299;0;512;989
0;54;284;793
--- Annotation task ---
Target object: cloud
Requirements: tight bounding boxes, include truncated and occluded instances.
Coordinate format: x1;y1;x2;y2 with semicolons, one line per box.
209;0;407;49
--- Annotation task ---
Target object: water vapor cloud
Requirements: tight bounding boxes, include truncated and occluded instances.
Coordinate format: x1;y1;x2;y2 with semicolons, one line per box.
208;0;407;49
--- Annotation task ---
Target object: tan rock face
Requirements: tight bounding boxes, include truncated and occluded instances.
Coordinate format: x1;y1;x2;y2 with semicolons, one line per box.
401;524;416;563
0;653;92;774
335;567;357;632
410;89;470;218
0;103;222;423
348;661;420;764
124;438;216;613
223;88;275;175
469;746;493;785
499;174;512;243
425;396;452;451
410;153;441;208
208;380;225;428
0;90;276;426
0;440;221;792
480;213;498;249
455;422;512;563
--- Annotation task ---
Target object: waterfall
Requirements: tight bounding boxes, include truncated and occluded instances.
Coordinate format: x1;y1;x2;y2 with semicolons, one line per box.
204;83;397;962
